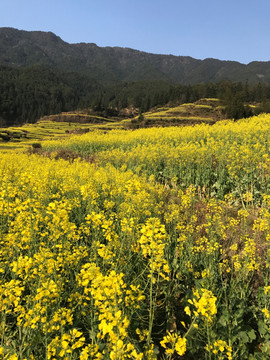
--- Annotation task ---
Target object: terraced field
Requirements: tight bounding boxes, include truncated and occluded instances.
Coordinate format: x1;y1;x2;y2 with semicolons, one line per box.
0;99;225;151
141;98;224;123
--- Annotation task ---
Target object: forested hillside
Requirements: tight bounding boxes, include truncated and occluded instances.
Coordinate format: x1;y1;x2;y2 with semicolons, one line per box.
0;65;101;125
1;63;270;126
2;27;270;125
2;27;270;84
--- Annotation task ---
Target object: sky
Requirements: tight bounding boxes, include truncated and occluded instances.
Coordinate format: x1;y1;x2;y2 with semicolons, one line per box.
0;0;270;64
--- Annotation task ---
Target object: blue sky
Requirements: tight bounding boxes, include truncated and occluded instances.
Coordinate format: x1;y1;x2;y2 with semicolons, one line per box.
0;0;269;64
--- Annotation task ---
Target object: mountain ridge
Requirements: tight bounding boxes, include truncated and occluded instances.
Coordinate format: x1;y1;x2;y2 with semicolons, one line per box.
1;27;270;84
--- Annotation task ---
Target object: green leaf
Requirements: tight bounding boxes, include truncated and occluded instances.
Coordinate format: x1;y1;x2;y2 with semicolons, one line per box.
238;331;250;343
248;328;256;341
258;320;268;336
262;341;270;355
218;314;229;327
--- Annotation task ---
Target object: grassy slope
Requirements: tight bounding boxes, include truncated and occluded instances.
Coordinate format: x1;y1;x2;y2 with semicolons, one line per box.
124;98;226;128
0;119;123;151
0;98;256;151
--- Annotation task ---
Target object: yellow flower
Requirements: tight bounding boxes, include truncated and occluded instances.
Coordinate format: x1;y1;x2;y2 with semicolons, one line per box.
160;332;186;357
188;288;217;322
184;306;191;316
175;336;187;356
262;307;270;318
211;340;232;360
7;355;18;360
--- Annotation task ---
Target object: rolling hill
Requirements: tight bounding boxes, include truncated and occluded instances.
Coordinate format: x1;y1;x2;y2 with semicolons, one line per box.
1;27;270;84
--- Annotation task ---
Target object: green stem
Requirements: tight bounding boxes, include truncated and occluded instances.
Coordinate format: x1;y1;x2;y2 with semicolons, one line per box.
147;257;154;346
207;322;212;360
184;315;198;339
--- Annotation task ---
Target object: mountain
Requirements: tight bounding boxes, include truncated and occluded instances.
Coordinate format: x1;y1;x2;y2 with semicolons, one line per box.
1;27;270;84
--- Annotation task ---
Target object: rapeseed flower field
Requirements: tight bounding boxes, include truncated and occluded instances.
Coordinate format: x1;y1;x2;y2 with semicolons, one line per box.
1;114;270;359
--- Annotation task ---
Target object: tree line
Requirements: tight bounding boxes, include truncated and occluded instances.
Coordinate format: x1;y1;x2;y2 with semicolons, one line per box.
1;64;270;126
0;65;101;126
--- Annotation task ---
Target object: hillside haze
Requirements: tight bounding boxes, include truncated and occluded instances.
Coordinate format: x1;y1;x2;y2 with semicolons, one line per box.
1;27;270;84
